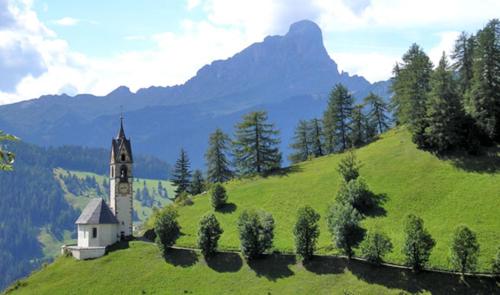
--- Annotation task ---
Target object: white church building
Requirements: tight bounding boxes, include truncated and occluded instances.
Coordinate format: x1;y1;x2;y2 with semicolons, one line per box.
65;118;134;260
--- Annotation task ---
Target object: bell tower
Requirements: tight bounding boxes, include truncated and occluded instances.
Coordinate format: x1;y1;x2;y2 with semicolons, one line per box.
109;115;133;239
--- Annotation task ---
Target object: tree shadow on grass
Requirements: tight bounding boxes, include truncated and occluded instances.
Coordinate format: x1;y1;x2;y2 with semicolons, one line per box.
347;259;499;294
443;146;500;173
363;193;388;217
247;253;296;281
263;165;303;178
217;202;237;214
302;256;346;275
106;240;130;254
205;252;243;273
163;248;198;267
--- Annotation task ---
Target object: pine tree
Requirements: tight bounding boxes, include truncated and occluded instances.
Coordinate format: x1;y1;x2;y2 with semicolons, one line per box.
350;104;365;147
391;44;433;148
289;120;311;163
189;170;205;195
465;19;500;141
424;53;465;153
451;32;475;94
364;92;390;134
171;148;192;196
309;118;324;157
205;128;233;183
233;111;281;175
323;84;354;152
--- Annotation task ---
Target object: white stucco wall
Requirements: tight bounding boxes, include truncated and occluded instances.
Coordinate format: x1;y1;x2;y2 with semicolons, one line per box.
71;247;106;260
77;224;118;248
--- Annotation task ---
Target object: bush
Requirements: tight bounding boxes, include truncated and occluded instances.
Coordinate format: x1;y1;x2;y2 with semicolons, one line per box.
154;206;180;255
326;202;362;258
450;225;480;274
336;177;375;212
359;230;393;264
210;183;228;210
337;150;360;182
293;206;320;260
402;214;435;271
174;191;193;206
237;209;275;260
492;246;500;275
197;213;223;257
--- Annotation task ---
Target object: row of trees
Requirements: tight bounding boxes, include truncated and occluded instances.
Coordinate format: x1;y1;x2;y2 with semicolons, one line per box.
289;89;390;163
392;19;500;153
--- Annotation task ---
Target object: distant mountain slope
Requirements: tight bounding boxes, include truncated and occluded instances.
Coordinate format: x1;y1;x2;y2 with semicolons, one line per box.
0;20;391;168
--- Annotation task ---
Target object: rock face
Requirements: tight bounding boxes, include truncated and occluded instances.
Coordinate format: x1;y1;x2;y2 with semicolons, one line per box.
0;20;390;168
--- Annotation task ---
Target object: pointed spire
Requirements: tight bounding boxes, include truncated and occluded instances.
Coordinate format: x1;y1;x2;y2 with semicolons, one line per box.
117;110;126;139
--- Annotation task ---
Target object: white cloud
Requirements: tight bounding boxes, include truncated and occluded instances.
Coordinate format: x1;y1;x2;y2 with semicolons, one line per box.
52;17;79;26
331;51;399;83
428;31;461;66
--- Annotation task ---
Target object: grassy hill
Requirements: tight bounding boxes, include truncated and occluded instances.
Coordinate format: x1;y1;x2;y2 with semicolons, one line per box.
173;128;500;271
6;241;497;295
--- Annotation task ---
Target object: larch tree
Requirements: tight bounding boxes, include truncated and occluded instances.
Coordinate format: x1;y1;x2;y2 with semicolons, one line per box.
289;120;312;163
233;111;281;175
189;169;205;195
364;92;390;134
323;84;354;152
451;32;476;95
465;19;500;142
391;44;433;148
350;104;365;147
172;148;192;196
205;128;233;183
424;53;464;153
309;118;324;157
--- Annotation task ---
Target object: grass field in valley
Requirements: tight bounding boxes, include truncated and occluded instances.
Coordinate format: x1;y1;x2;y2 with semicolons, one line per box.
174;128;500;272
6;241;498;295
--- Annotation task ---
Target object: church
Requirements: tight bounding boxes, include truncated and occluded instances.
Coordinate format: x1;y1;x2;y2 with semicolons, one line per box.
66;118;134;260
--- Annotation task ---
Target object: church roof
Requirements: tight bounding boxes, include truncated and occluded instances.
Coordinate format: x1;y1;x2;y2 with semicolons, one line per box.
75;198;119;225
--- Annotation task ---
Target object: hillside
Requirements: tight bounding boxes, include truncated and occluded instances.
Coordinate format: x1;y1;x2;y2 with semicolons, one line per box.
6;241;497;295
0;20;390;168
173;128;500;271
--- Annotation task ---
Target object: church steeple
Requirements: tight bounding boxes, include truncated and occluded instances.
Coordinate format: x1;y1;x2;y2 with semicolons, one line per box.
117;112;126;139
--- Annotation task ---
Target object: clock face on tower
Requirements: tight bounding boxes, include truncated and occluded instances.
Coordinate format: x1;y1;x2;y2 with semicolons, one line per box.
118;182;130;194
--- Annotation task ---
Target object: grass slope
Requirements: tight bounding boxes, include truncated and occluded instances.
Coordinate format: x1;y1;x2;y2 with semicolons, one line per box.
175;128;500;271
6;241;497;295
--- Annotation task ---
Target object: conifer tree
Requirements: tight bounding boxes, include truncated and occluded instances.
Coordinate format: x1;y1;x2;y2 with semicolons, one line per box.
391;44;433;148
424;53;464;153
197;213;223;258
189;170;205;195
233;111;281;175
0;130;17;171
337;150;360;182
205;128;233;183
172;148;191;196
450;225;480;275
364;93;390;134
451;32;475;94
323;84;354;152
350;104;365;147
465;19;500;141
293;206;320;261
402;214;435;271
289;120;312;163
326;202;362;258
360;230;393;264
309;118;324;157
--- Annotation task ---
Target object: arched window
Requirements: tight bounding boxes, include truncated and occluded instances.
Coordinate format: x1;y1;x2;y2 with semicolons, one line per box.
120;165;128;182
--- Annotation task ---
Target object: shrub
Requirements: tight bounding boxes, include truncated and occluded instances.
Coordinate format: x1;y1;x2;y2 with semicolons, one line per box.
326;202;362;258
359;231;393;264
154;206;180;255
337;150;360;182
402;214;435;271
237;209;275;260
293;206;320;260
174;191;193;206
210;183;228;210
450;225;480;274
197;213;223;257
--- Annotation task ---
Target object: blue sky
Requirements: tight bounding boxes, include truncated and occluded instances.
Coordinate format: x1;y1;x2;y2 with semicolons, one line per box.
0;0;499;104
